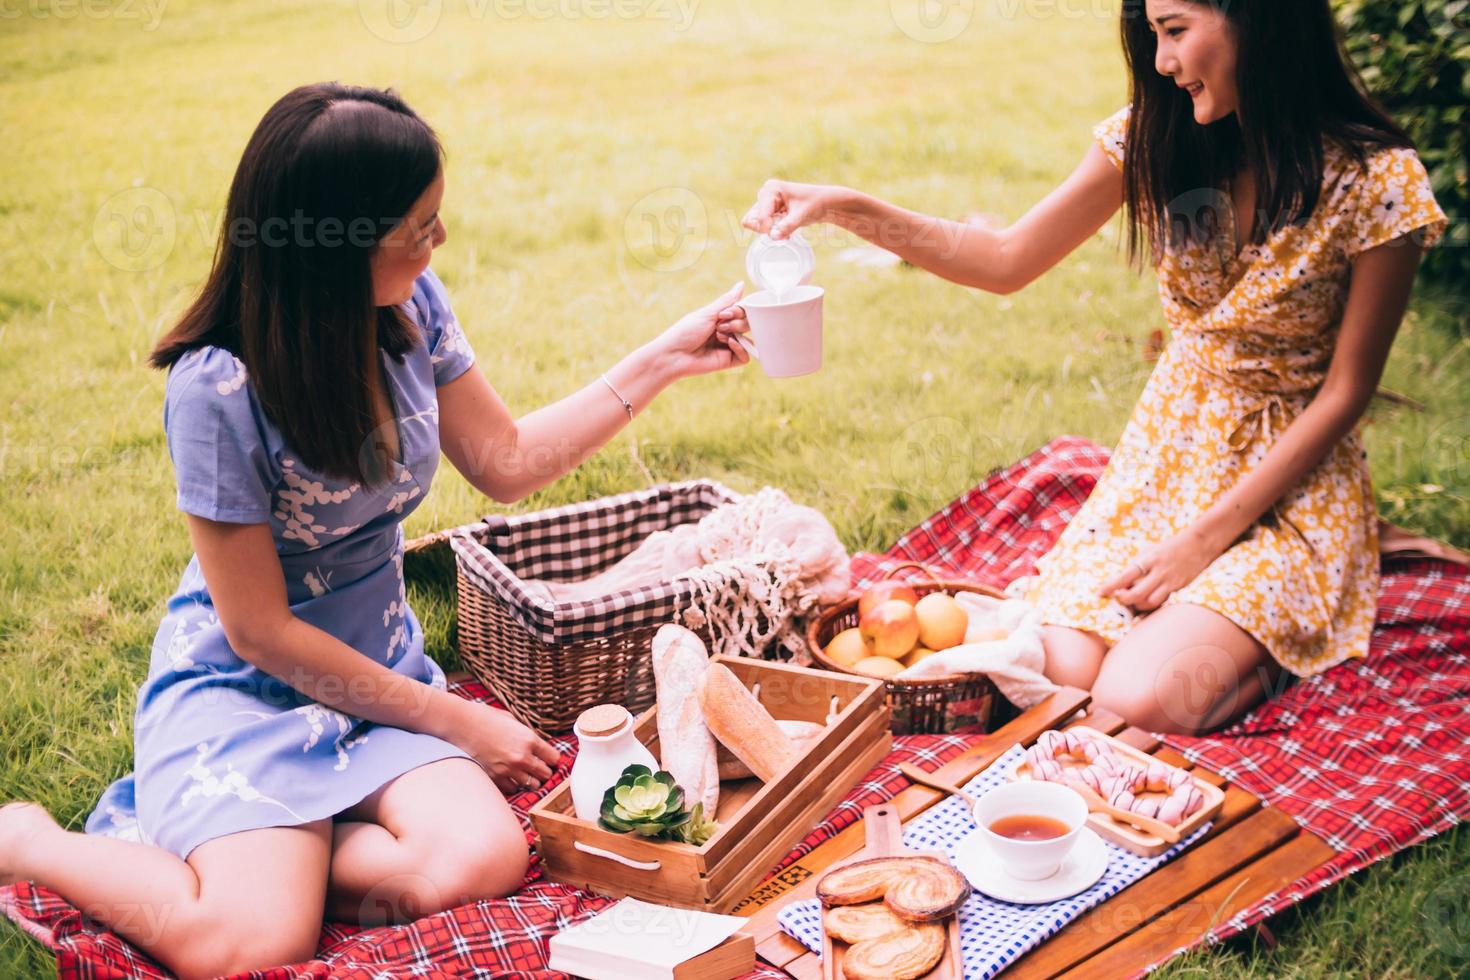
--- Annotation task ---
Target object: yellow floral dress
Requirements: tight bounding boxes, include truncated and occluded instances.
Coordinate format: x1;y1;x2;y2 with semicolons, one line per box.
1020;107;1449;677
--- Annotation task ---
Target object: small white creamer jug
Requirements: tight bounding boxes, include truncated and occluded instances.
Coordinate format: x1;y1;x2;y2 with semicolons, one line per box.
569;704;659;823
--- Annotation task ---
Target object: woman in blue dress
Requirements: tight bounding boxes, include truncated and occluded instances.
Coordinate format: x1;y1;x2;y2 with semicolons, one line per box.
0;82;751;978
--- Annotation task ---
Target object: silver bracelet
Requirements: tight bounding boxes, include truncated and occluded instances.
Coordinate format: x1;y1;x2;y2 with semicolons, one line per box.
600;373;635;421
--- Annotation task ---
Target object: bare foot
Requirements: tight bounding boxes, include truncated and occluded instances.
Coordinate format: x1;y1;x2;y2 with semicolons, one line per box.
0;802;61;886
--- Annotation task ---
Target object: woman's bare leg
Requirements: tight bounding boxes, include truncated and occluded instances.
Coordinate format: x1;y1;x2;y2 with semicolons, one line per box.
1089;603;1280;734
325;757;530;925
1041;625;1109;690
0;802;332;979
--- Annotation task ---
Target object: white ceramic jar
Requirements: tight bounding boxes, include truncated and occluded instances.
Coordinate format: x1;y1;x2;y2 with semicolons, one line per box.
569;704;659;823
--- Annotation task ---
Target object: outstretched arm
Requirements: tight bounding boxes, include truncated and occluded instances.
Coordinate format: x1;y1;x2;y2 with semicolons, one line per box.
742;144;1123;295
437;283;749;504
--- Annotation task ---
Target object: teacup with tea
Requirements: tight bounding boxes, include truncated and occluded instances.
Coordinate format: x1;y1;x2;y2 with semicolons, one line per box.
972;780;1089;881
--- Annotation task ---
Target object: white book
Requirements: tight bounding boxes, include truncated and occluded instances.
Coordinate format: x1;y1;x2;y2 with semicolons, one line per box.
547;897;749;980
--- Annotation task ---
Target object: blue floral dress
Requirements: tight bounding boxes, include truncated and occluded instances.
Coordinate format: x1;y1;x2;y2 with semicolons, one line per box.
86;269;478;861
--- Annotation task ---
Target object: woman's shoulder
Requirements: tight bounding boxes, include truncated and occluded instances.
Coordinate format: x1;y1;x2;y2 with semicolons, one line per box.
165;345;253;409
1330;139;1448;254
404;267;477;385
1092;105;1130;170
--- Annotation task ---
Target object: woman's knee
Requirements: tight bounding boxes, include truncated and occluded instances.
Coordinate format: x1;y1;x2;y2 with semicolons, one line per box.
166;904;321;979
414;828;531;907
1041;626;1107;690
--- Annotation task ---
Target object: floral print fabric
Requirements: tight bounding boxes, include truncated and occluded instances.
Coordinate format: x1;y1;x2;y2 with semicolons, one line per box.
1022;108;1448;676
86;269;480;859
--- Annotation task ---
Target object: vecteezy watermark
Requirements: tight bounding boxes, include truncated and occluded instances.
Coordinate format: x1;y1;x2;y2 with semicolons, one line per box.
623;186;709;273
1422;874;1470;959
358;0;700;43
357;872;445;926
891;0;974;43
889;415;979;499
358;0;443;43
93;185;177;272
0;0;168;31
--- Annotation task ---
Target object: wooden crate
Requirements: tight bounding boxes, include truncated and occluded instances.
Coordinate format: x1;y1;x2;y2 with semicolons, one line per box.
530;655;894;912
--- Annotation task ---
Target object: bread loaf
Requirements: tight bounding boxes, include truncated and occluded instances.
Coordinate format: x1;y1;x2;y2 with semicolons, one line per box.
651;624;719;814
697;663;800;782
716;719;826;780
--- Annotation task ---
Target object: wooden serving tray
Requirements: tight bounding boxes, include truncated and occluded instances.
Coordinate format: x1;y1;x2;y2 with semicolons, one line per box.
530;655;893;911
1010;724;1225;857
820;804;962;980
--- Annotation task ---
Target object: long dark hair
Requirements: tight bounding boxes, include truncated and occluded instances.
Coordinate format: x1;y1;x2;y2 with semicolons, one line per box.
150;82;443;486
1118;0;1412;263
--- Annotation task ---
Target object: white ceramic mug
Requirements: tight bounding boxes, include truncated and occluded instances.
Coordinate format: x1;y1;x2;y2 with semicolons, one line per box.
972;780;1089;880
736;284;823;378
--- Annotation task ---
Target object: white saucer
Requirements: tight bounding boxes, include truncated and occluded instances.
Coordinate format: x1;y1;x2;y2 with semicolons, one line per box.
952;827;1109;904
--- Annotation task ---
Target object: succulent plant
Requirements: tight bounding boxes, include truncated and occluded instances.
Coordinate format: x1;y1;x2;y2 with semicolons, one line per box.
674;802;718;846
597;764;717;845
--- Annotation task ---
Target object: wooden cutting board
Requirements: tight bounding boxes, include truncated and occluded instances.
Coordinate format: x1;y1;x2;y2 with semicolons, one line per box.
818;803;963;980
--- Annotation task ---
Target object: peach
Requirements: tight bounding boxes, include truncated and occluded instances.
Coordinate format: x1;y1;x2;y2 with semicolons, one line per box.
853;655;905;679
857;580;920;618
860;600;921;659
902;646;938;668
824;627;873;669
914;592;968;651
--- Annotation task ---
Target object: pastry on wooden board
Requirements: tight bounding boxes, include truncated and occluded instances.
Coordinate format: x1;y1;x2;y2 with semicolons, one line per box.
816;856;970;921
836;919;946;980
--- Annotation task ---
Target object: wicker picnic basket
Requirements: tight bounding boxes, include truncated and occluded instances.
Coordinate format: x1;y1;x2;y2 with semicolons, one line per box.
806;562;1005;736
448;480;786;735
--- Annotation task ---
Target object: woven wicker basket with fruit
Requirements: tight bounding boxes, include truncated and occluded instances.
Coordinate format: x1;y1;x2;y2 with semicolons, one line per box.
806;563;1005;735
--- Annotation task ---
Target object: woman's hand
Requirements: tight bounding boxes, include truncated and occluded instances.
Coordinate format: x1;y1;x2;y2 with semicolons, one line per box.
649;281;752;380
1099;526;1222;613
450;700;562;796
742;180;851;240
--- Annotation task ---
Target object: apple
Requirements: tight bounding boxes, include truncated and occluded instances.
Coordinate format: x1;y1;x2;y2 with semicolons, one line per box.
853;655;905;679
914;592;968;650
857;580;920;618
824;627;873;669
860;600;921;659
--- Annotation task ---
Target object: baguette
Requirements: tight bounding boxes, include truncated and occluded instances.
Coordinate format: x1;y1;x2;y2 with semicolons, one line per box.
716;719;826;780
697;663;800;782
651;624;719;814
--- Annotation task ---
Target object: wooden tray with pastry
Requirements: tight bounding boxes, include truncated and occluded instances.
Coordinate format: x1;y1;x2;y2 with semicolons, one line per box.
816;804;964;980
729;688;1335;979
1011;725;1225;856
529;625;893;912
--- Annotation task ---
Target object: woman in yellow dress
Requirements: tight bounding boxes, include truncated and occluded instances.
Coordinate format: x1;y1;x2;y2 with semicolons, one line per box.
743;0;1448;733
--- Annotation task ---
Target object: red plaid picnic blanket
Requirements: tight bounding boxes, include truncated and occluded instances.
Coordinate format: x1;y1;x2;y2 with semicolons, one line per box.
850;436;1470;952
6;436;1467;976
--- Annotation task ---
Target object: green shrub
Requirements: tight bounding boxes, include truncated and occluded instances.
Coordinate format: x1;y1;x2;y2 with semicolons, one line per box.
1336;0;1469;287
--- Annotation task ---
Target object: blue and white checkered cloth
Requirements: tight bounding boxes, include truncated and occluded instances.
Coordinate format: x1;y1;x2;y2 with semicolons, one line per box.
777;745;1210;979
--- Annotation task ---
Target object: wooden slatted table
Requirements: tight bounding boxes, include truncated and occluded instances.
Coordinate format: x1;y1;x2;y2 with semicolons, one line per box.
731;687;1335;979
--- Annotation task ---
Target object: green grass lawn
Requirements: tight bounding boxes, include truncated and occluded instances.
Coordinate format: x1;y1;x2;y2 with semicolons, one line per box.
3;1;1467;976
